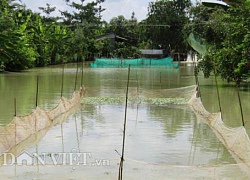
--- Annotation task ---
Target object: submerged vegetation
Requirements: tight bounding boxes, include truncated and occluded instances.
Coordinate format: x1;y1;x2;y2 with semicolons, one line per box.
82;97;189;105
0;0;249;83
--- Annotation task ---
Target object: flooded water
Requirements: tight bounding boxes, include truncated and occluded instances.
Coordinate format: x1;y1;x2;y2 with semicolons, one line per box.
0;63;250;179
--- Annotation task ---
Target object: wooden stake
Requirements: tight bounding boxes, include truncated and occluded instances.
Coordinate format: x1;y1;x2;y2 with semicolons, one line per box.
118;65;131;180
35;75;39;107
236;83;245;126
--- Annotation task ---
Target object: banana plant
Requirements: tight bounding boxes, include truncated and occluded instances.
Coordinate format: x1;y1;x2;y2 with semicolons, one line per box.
0;0;31;71
28;15;52;66
48;25;71;64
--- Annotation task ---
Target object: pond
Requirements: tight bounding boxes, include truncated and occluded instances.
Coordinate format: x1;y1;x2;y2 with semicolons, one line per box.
0;63;249;179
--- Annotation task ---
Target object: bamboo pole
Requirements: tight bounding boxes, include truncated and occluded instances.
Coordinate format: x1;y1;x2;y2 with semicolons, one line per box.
178;53;180;65
35;76;39;173
197;77;202;99
232;63;244;126
160;72;162;84
36;144;39;174
61;64;65;97
194;64;202;99
236;83;245;126
193;60;197;85
75;113;80;153
35;75;39;134
14;98;17;175
136;70;139;93
118;65;131;180
81;57;84;86
136;70;139;125
61;123;65;153
74;59;79;91
188;121;198;165
213;68;222;117
135;103;139;126
14;98;17;144
35;75;39;107
14;98;16;117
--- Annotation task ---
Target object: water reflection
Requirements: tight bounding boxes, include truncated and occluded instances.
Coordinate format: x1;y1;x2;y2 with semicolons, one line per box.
199;77;250;134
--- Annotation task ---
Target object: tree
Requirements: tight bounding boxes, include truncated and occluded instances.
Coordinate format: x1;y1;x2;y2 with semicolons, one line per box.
60;0;106;61
38;3;56;17
187;1;250;84
48;25;70;64
0;0;38;71
104;14;140;58
141;0;191;55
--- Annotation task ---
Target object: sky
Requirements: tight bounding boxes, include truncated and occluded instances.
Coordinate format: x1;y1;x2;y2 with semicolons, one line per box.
21;0;198;21
20;0;156;22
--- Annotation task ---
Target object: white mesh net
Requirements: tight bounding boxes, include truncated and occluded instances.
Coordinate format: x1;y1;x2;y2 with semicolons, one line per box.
1;84;250;179
0;86;85;154
188;90;250;175
83;85;197;106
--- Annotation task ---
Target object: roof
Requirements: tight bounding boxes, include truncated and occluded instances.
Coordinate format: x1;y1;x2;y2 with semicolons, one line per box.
140;49;163;55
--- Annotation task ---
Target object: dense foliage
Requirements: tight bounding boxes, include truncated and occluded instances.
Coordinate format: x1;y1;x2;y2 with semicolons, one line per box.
185;0;250;84
0;0;106;71
1;0;194;71
2;0;249;83
142;0;191;54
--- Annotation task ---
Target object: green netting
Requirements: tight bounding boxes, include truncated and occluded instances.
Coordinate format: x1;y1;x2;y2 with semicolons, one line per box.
187;33;207;55
90;57;179;68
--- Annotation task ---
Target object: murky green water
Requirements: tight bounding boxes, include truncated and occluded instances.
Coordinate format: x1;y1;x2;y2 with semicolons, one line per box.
0;63;250;179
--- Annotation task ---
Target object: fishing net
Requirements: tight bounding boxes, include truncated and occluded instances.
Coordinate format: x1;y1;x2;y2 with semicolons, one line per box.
48;87;85;119
0;101;82;166
82;85;197;106
187;33;207;55
0;86;85;154
90;58;179;68
188;90;250;174
84;83;250;170
86;83;250;177
1;82;250;179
